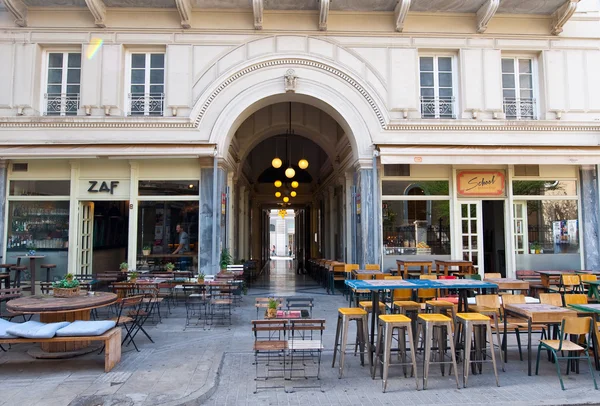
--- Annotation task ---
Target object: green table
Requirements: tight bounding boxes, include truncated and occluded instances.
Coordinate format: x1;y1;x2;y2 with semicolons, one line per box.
568;303;600;370
584;280;600;300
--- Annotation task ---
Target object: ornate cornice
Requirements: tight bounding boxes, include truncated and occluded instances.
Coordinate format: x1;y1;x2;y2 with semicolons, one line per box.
551;0;579;35
394;0;411;32
84;0;106;28
476;0;499;34
3;0;27;27
384;123;600;132
175;0;192;29
0;121;195;129
253;0;263;30
318;0;330;31
193;58;386;128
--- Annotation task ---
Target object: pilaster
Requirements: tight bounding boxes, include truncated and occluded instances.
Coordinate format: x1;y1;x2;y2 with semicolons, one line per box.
580;165;600;270
0;161;7;259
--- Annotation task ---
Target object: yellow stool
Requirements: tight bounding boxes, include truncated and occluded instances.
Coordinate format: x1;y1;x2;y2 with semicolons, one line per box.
393;300;421;343
332;307;371;378
417;313;460;389
454;313;500;388
373;314;419;392
359;301;386;313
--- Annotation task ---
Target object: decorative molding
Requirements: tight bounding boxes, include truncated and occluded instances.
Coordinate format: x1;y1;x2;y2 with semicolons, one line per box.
394;0;411;32
0;121;195;129
3;0;27;27
318;0;329;31
384;123;600;132
284;69;297;93
476;0;499;34
551;0;579;35
193;58;386;128
175;0;192;29
252;0;263;30
84;0;106;28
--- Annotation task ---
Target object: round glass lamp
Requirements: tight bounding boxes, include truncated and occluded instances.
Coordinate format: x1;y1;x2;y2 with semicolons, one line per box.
274;180;282;188
285;167;295;179
271;157;282;169
290;191;297;197
283;196;289;203
298;159;309;170
275;192;281;198
291;181;299;189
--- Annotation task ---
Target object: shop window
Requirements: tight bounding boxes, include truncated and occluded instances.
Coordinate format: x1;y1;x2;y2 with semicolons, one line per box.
383;164;410;177
10;180;70;196
419;56;456;119
138;180;199;196
502;57;536;120
512;180;577;196
44;52;81;116
382;180;449;196
128;53;165;116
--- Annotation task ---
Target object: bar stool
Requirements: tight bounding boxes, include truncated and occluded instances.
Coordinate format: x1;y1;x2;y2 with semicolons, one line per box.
393;300;421;343
454;313;500;388
10;265;27;288
332;307;371;378
417;313;460;389
40;264;57;282
373;314;419;392
425;300;457;331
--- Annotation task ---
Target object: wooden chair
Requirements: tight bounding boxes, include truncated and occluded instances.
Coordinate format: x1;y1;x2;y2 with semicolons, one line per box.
343;264;359;298
418;275;437;303
252;319;288;393
365;264;380;271
351;273;373;307
536;316;598;390
539;293;563;307
553;274;582;294
329;263;346;295
286;297;314;317
109;295;145;351
288;319;325;381
0;288;31;322
564;294;588;307
484;273;502;279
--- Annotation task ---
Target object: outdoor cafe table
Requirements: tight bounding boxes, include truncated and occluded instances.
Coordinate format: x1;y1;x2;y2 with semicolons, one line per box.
345;278;497;368
503;303;577;376
535;270;600;289
484;278;529;292
434;260;473;276
16;255;45;295
396;260;433;279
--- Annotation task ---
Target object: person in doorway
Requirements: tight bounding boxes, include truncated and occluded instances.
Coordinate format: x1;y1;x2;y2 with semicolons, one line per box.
271;245;276;256
172;224;190;254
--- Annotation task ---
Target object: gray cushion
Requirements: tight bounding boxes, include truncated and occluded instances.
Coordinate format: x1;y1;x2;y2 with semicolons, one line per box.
55;320;116;337
6;321;70;339
0;318;19;339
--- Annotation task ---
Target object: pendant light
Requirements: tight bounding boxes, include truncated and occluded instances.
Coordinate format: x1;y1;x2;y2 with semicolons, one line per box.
274;180;282;188
290;191;297;197
275;191;281;198
298;143;309;169
285;102;295;179
272;138;282;169
283;196;289;203
291;181;299;189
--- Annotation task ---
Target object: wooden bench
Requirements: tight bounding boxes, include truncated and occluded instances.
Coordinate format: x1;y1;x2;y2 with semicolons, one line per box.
0;327;121;372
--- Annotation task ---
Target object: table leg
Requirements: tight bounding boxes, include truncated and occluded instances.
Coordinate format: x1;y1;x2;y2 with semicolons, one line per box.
503;310;508;364
370;290;378;373
528;318;532;376
30;258;37;295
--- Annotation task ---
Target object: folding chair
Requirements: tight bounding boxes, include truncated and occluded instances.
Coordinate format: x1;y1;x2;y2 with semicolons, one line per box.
289;319;325;389
109;295;145;351
286;297;314;318
252;319;288;393
184;284;210;329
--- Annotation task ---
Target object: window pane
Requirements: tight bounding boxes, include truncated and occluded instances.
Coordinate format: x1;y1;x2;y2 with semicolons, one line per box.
382;200;451;256
438;57;452;72
46;85;61;94
67;69;80;84
48;53;63;68
10;180;70;196
512;180;577;196
438;88;453;98
519;59;532;73
150;69;164;84
131;85;145;94
502;74;515;89
382;181;449;196
132;54;145;69
503;89;516;99
520;89;533;99
519;74;532;89
150;85;164;94
438;72;452;87
131;69;145;84
67;53;81;68
66;85;80;94
47;69;62;84
524;200;579;254
501;58;514;73
138;180;199;196
421;87;434;98
420;72;434;87
420;57;434;71
150;54;164;69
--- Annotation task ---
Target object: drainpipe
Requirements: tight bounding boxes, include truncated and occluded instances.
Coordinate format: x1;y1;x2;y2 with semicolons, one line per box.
373;148;380;267
212;148;219;274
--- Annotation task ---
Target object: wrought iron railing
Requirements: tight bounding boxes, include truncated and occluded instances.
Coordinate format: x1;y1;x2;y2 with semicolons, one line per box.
504;97;536;120
420;96;455;119
128;93;164;116
44;93;80;116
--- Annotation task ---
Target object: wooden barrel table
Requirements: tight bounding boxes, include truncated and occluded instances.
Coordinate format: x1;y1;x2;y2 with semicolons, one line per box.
7;292;117;357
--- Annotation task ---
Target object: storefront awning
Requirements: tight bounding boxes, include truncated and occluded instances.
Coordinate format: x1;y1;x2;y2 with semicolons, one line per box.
379;145;600;165
0;144;217;159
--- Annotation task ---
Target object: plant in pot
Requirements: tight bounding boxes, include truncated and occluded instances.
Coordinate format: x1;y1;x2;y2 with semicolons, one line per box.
120;262;129;273
266;298;278;318
165;262;175;272
197;271;205;284
530;242;542;254
219;248;233;272
27;242;36;256
142;244;152;256
129;271;139;283
52;273;81;297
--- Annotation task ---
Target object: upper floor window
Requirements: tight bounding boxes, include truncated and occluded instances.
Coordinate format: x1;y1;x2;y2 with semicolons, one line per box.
419;56;455;119
45;52;81;116
502;58;536;120
129;53;165;116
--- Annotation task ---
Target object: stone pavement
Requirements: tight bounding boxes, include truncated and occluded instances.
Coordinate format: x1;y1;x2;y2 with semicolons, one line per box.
0;261;599;406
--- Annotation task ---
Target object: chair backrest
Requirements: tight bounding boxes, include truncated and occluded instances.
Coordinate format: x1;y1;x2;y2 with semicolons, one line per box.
484;273;502;279
383;275;411;300
255;297;283;308
501;294;526;307
564;294;588;306
579;274;597;283
286;297;314;310
418;274;437;299
374;272;386;280
290;319;325;340
344;264;359;272
356;273;372;281
251;319;288;340
562;316;591;336
332;264;345;275
539;293;563;307
365;264;380;271
561;274;581;286
115;295;144;323
0;287;22;302
475;294;500;309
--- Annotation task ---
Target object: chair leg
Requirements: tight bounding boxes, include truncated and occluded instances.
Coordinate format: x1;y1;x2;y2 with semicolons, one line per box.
486;323;500;387
515;329;523;361
332;315;341;368
535;343;542;375
585;353;598;390
553;351;566;390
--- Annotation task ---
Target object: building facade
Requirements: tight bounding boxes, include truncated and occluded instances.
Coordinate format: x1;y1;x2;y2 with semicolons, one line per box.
0;0;599;281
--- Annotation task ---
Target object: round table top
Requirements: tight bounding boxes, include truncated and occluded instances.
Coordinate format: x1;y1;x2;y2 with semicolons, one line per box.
7;292;117;314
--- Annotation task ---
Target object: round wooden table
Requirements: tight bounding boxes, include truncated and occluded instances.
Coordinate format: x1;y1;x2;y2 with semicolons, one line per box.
7;292;117;357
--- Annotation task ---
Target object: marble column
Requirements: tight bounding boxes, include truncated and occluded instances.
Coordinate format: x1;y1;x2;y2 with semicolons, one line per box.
580;165;600;270
0;161;6;257
353;162;381;268
199;166;226;275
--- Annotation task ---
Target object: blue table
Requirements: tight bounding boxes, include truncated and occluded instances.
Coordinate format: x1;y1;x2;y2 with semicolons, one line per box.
345;279;498;369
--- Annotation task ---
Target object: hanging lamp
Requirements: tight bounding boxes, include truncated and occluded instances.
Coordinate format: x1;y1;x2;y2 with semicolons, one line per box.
285;102;295;179
272;138;282;169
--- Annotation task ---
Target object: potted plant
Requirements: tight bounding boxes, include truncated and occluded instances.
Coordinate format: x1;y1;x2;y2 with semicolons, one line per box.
165;262;175;272
27;242;36;256
220;248;233;271
129;271;139;283
530;242;542;254
197;271;205;284
120;262;129;273
52;273;81;297
142;244;151;256
266;298;278;318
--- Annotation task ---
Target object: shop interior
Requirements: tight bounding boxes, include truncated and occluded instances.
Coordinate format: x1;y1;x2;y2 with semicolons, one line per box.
90;201;129;275
482;200;506;277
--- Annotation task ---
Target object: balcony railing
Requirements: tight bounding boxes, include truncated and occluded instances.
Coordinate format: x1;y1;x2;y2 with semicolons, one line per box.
420;96;455;119
44;93;80;116
504;97;536;120
128;93;164;116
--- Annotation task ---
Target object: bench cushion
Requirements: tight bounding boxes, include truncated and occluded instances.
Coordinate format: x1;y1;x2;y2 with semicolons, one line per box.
6;321;70;339
0;318;19;338
56;320;116;337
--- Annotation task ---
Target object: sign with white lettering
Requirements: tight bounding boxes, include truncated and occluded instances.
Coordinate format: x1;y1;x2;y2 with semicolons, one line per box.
457;171;505;197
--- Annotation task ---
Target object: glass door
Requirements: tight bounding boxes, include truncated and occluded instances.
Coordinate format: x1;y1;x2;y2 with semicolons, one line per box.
459;201;483;276
78;202;94;275
513;201;528;255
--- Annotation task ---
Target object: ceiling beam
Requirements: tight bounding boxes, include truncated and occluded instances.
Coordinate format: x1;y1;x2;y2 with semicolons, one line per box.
175;0;192;29
551;0;579;35
394;0;411;32
84;0;106;28
253;0;263;30
3;0;27;27
318;0;330;31
476;0;499;33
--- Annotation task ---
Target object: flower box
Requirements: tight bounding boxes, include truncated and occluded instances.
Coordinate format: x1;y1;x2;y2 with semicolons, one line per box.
53;286;80;298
